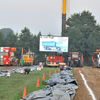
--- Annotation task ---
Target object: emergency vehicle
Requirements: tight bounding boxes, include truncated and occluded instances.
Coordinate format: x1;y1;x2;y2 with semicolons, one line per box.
45;52;66;67
22;52;35;66
92;49;100;68
0;47;17;66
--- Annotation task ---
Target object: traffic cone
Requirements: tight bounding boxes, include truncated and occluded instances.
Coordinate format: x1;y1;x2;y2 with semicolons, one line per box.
49;71;51;76
42;73;45;80
7;70;10;77
55;70;57;73
36;78;40;87
22;87;27;98
58;69;60;72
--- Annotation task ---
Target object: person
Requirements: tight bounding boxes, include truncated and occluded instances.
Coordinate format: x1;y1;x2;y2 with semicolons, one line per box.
47;60;50;64
14;57;16;61
56;60;59;64
13;56;17;65
20;58;25;68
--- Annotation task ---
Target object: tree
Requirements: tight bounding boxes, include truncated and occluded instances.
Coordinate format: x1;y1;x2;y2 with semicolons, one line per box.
17;28;44;62
0;28;14;37
62;10;100;65
4;32;17;47
0;31;5;46
34;31;46;62
18;27;33;52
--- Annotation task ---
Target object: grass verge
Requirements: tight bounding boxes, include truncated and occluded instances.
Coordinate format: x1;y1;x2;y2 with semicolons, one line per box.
0;67;57;100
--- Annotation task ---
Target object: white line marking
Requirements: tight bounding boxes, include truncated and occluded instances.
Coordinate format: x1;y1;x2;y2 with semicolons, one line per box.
79;70;96;100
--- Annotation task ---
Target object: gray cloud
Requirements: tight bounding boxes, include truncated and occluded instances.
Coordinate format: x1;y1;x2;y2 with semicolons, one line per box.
0;0;99;36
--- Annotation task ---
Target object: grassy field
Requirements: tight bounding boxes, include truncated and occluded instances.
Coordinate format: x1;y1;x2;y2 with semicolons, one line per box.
0;67;58;100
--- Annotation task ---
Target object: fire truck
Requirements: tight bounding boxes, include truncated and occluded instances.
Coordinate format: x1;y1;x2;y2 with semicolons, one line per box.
0;47;17;66
45;52;66;67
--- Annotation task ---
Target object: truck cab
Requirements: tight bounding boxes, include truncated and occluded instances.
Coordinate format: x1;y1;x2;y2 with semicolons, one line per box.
68;52;83;67
92;49;100;68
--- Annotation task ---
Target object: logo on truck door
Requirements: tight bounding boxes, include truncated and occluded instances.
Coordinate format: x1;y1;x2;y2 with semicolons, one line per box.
50;57;55;59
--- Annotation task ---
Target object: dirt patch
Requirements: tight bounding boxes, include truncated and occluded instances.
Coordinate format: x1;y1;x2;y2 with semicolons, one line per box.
73;67;100;100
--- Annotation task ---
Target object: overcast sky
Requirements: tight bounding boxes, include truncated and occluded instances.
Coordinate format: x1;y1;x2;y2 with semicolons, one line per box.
0;0;100;36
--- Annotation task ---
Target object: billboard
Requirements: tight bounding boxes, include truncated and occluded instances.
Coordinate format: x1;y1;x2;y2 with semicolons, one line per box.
39;36;69;52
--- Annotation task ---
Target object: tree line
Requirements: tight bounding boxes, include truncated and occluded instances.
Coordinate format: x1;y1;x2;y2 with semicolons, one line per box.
62;10;100;65
0;27;47;63
0;10;100;66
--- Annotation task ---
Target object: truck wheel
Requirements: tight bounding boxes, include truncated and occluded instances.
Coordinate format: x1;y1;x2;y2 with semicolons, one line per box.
67;61;70;66
93;61;98;68
93;62;95;68
80;61;83;67
12;60;14;66
31;61;33;66
70;61;73;67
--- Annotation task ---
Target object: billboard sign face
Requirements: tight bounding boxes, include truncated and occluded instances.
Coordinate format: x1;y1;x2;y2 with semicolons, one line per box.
39;36;69;52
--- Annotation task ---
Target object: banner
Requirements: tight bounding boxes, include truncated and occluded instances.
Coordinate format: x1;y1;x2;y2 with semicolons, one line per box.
39;36;69;52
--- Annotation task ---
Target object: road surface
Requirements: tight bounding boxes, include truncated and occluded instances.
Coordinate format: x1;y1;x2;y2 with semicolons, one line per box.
73;67;100;100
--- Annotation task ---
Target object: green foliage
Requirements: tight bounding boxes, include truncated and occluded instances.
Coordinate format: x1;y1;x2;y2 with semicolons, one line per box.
0;67;56;100
0;10;100;65
62;10;100;65
0;31;5;46
0;28;14;37
5;32;17;47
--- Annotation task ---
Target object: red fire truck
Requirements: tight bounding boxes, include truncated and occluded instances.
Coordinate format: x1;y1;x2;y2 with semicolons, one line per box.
0;47;17;66
45;52;66;67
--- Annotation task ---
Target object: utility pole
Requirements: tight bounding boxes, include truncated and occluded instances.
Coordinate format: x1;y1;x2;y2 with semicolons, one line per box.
61;0;70;34
66;0;70;20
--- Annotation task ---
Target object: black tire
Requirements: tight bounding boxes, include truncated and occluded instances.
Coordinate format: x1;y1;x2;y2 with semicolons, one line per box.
92;61;98;68
80;61;83;67
92;62;94;68
67;61;70;66
93;62;96;68
31;61;33;65
11;60;14;66
70;60;74;67
95;61;98;68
